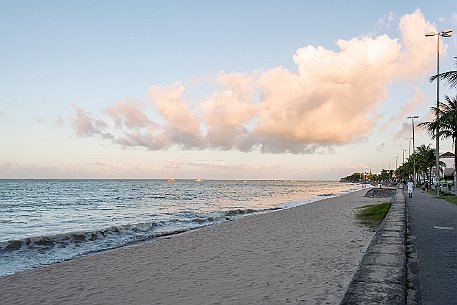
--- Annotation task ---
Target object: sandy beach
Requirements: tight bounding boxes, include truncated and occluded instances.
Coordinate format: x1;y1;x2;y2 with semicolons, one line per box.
0;189;385;305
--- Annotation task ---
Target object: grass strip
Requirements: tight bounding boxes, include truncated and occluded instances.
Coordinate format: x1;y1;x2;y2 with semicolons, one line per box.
356;202;392;228
439;193;457;205
427;189;457;205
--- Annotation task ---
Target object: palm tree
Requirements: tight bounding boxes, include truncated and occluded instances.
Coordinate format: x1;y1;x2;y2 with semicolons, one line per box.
419;95;457;187
430;58;457;88
395;158;413;180
414;144;437;183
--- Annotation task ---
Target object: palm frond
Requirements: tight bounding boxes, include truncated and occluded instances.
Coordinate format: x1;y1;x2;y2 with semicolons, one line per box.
429;57;457;88
418;95;457;141
430;71;457;88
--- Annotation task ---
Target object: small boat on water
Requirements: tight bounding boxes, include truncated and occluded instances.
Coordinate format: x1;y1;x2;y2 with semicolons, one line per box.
167;178;176;183
194;178;203;182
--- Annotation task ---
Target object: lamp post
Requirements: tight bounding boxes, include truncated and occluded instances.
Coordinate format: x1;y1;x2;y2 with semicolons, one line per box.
401;149;406;165
426;28;453;196
408;138;412;158
407;115;419;185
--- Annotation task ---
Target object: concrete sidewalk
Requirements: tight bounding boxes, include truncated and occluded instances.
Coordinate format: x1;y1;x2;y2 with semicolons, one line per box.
341;189;406;304
405;188;457;305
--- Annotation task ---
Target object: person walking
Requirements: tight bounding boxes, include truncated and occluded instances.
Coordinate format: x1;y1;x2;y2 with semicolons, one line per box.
407;179;414;198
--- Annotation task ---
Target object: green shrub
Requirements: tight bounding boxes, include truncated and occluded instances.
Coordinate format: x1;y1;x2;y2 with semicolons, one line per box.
356;202;392;228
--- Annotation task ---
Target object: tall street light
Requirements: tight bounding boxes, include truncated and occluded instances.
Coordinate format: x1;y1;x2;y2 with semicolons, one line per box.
407;115;419;185
426;28;453;196
408;138;413;158
401;149;406;165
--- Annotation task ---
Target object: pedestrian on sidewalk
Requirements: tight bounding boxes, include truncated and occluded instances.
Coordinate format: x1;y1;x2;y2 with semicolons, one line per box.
407;179;414;198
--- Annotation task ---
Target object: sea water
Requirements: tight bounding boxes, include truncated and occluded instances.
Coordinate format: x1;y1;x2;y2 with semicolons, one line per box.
0;179;362;276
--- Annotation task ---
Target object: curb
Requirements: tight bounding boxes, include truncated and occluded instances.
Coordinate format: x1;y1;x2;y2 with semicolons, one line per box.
341;189;407;304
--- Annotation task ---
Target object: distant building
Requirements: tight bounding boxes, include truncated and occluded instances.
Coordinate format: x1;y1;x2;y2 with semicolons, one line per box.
440;151;455;178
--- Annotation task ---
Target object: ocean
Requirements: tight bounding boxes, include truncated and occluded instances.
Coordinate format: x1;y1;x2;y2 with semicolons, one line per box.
0;179;362;276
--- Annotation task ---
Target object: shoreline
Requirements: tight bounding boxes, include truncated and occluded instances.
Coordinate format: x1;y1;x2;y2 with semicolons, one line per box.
0;188;383;304
0;183;361;277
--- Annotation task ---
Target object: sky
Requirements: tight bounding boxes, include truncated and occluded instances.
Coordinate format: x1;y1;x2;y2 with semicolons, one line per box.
2;1;457;180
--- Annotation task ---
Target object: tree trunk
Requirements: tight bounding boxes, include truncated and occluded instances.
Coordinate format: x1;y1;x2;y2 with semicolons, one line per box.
454;137;457;191
430;167;432;186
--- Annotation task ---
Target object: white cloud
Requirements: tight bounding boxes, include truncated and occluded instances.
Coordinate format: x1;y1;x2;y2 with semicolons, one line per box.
200;72;257;150
70;10;440;155
72;105;110;138
398;9;440;79
105;98;152;129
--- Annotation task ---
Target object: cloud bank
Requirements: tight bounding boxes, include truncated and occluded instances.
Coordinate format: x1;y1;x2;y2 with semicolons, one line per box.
72;10;439;154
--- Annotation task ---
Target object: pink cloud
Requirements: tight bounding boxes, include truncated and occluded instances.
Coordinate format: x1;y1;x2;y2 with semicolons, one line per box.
200;72;257;150
71;105;110;138
148;82;203;149
252;34;400;152
116;130;168;151
398;9;442;79
105;98;152;129
149;82;200;133
70;10;439;154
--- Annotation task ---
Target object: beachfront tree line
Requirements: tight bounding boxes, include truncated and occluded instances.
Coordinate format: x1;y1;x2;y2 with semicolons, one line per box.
341;143;446;185
340;145;444;185
395;144;445;183
418;58;457;187
340;170;394;183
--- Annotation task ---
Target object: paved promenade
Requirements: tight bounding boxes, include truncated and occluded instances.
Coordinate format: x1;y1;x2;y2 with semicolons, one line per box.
405;188;457;305
342;189;406;304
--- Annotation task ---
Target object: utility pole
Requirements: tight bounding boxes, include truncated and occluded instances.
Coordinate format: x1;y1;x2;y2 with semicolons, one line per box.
426;29;453;195
407;116;419;185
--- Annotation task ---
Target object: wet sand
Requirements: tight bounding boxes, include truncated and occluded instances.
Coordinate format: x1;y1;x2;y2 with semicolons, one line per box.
0;189;384;305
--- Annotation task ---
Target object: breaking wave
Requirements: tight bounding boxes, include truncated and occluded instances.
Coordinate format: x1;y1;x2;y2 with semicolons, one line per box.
0;180;364;276
0;207;267;276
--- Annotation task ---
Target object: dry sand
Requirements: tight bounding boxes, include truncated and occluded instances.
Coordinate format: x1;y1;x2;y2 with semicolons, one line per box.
0;189;385;305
